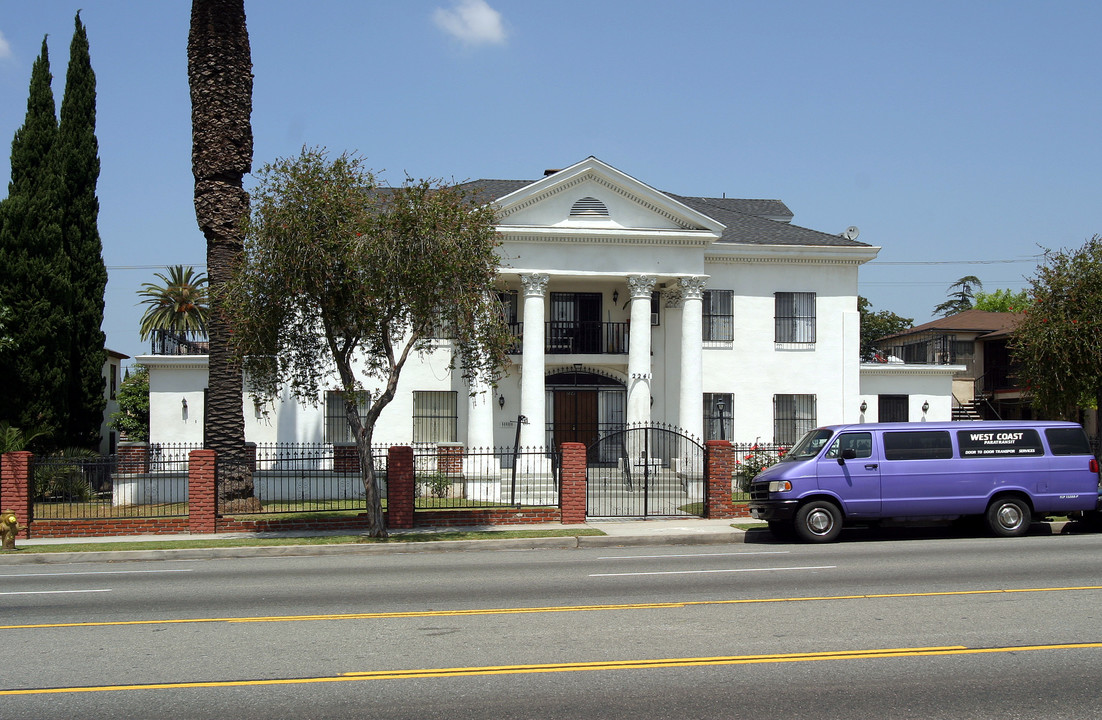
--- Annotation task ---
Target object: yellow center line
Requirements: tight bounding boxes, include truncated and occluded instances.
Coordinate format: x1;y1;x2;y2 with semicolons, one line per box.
3;642;1102;696
2;585;1101;631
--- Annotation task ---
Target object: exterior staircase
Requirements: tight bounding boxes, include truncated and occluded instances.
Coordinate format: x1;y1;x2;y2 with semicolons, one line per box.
953;397;989;422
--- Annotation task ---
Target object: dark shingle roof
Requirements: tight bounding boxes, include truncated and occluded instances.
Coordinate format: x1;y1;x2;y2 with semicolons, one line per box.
459;178;871;249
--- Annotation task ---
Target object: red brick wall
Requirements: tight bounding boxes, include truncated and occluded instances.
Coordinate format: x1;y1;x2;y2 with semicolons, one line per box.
1;451;33;539
559;442;587;524
705;440;740;519
188;449;217;534
387;445;415;529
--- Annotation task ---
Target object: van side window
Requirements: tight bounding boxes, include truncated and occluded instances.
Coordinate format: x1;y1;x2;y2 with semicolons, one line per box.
825;432;873;459
957;429;1043;458
1045;427;1092;456
883;431;952;461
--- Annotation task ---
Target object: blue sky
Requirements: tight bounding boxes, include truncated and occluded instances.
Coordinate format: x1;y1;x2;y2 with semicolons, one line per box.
2;1;1100;363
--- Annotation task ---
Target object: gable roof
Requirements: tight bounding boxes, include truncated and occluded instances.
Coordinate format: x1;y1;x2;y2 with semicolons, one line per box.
459;158;872;249
879;309;1021;342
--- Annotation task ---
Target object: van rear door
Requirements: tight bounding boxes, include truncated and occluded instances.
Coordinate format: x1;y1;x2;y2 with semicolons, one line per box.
817;431;881;516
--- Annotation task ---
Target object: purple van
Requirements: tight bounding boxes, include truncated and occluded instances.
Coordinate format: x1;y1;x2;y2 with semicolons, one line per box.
748;421;1101;543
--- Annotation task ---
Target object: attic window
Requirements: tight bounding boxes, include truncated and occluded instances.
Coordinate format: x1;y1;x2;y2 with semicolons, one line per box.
570;196;609;218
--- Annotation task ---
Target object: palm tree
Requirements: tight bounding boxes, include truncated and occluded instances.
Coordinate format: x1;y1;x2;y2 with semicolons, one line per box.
933;275;983;317
188;0;257;511
137;265;209;341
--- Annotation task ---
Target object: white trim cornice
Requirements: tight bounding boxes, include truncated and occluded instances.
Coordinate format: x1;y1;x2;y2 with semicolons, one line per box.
136;354;209;371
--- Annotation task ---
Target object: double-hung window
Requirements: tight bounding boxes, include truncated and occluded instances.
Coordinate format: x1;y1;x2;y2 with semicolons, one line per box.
703;290;733;342
775;292;816;344
413;391;458;443
325;390;371;443
773;394;816;446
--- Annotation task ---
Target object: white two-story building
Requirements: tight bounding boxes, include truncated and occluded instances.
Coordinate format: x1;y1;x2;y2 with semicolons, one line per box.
142;157;953;450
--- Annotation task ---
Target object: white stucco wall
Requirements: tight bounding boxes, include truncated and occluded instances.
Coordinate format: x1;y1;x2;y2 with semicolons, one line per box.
858;364;964;423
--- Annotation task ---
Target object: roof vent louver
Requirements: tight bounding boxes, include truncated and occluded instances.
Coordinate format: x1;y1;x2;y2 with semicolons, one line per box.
570;196;609;218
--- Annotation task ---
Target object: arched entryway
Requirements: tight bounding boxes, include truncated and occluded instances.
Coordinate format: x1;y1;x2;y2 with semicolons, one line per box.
545;369;625;450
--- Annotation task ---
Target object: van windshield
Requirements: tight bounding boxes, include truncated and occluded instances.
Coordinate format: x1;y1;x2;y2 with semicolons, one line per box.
779;428;834;462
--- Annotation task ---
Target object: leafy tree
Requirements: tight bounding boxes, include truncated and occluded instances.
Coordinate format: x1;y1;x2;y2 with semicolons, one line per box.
972;288;1030;313
933;275;983;317
1010;236;1102;446
138;265;210;341
227;148;511;537
0;37;70;447
188;0;256;511
858;296;912;361
109;366;150;442
55;12;107;449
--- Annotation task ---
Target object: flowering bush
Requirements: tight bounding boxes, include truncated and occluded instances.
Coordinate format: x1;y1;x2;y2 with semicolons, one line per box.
734;444;786;492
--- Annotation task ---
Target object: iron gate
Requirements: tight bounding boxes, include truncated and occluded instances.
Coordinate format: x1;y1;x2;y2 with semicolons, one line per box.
585;425;705;518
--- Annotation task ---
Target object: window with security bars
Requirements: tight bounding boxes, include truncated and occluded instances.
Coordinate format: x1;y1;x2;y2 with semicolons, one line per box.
325;390;371;443
773;394;816;446
775;292;816;343
703;392;733;441
413;391;458;443
703;290;733;341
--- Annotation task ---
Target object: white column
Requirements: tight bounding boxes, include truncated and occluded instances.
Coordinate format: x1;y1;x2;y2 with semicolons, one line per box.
678;276;706;441
626;274;656;426
466;377;494;450
519;273;549;449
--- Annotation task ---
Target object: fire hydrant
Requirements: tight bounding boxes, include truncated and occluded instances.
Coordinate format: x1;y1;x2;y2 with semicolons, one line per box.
1;511;18;550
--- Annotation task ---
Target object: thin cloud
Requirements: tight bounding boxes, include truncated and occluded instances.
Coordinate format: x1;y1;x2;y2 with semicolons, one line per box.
0;30;12;61
432;0;507;47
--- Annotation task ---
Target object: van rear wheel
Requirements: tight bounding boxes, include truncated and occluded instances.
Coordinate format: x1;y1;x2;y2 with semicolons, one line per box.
985;497;1031;537
794;500;843;543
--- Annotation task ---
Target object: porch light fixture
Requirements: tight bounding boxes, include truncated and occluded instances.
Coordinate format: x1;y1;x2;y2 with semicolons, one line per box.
859;400;867;414
498;394;505;409
181;397;188;412
922;400;930;414
612;289;619;304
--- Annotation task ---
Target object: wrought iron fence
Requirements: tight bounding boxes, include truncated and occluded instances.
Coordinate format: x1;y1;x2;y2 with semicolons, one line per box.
413;445;561;510
32;450;191;520
586;425;706;518
730;442;788;501
221;443;389;515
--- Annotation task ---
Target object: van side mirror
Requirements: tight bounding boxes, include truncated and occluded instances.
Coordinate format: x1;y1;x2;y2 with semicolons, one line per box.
838;448;858;464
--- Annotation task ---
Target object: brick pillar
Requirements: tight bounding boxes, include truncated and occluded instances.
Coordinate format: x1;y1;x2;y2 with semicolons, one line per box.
117;442;149;473
705;440;737;519
436;443;464;476
559;442;587;524
333;443;360;473
188;449;217;534
387;445;415;529
1;451;33;539
245;442;257;472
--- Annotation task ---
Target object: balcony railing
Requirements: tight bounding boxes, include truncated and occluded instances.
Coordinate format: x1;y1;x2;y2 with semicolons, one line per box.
507;322;629;355
150;329;209;356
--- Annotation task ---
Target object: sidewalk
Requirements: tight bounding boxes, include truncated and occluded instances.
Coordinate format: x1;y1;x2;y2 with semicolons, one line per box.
0;518;751;565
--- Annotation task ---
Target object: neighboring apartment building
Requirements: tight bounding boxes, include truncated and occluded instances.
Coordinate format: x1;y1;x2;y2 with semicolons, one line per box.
142;157;934;450
100;349;129;455
874;309;1024;421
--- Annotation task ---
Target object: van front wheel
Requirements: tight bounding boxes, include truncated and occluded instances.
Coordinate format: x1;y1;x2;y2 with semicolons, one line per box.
985;497;1031;537
794;501;843;543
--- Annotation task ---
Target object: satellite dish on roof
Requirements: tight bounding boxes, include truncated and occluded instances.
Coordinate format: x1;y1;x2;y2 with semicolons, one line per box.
841;226;860;240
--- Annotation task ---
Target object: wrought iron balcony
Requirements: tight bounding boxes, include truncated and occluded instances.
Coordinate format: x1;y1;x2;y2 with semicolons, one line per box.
507;322;629;355
150;329;209;356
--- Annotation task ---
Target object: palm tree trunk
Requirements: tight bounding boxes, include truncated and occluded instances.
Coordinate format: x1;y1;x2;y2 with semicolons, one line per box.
188;0;258;511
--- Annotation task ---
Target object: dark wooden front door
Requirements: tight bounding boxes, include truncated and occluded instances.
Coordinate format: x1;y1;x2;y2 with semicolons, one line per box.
554;389;599;447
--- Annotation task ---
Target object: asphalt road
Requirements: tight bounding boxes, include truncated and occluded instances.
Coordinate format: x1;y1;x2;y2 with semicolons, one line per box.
4;529;1102;719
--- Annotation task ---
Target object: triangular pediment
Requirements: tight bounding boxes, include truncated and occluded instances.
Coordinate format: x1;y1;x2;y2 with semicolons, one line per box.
492;157;725;236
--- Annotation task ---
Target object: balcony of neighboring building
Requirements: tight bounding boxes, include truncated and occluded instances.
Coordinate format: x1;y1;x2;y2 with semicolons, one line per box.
150;329;209;356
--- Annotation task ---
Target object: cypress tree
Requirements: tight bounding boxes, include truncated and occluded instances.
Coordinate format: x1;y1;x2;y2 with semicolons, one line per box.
0;38;70;445
54;12;107;449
